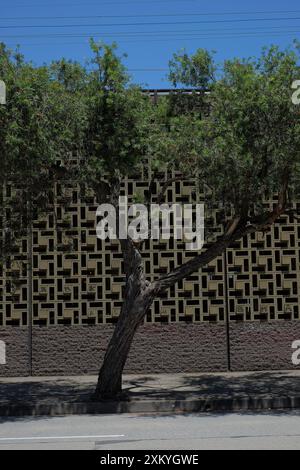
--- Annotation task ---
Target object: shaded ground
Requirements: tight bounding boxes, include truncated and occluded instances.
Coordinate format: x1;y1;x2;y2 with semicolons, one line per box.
0;370;300;406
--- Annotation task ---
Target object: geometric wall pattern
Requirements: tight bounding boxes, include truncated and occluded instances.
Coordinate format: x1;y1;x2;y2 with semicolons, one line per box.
1;167;300;327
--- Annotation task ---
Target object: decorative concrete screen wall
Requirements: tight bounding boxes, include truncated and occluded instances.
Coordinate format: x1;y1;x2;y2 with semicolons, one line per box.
1;162;300;376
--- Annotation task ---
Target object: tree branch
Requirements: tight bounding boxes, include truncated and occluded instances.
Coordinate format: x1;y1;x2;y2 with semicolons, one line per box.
156;176;184;205
249;171;290;231
152;173;290;295
152;223;254;295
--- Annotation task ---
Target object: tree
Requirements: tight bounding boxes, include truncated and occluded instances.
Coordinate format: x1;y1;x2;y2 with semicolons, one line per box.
1;40;300;400
0;44;85;261
89;43;300;399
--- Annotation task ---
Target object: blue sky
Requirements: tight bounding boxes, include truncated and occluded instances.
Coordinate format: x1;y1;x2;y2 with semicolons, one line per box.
1;0;300;87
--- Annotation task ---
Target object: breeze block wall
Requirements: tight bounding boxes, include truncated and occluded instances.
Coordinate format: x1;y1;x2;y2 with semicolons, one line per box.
1;162;300;376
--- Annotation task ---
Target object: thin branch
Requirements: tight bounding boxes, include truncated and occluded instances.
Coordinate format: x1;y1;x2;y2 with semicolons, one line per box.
151;222;254;295
156;176;184;205
152;173;291;295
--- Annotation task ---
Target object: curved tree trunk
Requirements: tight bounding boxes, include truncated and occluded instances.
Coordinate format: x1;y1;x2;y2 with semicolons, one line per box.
93;224;251;400
94;289;154;399
93;227;248;400
92;173;288;401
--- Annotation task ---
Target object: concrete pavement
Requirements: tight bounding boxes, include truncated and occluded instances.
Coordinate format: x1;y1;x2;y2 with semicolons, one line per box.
1;412;300;450
1;371;300;416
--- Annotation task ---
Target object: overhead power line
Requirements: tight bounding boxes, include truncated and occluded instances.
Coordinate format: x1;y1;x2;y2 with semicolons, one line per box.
4;29;300;42
121;30;300;42
0;0;197;7
2;25;300;39
3;24;299;37
1;16;300;29
2;10;300;20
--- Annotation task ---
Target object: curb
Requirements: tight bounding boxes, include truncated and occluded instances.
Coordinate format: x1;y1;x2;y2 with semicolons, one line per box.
1;395;300;417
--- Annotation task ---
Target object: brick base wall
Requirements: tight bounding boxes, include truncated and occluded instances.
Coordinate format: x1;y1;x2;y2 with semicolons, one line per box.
31;324;228;376
230;322;300;371
1;322;300;377
0;328;30;377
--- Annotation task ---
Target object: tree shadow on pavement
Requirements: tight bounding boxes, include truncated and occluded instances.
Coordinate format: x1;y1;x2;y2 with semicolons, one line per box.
124;371;300;399
0;371;300;423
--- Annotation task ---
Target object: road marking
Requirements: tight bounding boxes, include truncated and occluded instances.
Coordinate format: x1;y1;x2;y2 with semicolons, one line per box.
0;434;124;441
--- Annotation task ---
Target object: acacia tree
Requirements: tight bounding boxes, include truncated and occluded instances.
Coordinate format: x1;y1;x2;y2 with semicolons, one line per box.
1;41;300;399
86;43;300;399
0;44;85;260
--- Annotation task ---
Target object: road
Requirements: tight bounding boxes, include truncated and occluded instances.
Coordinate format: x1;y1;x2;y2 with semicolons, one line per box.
1;412;300;450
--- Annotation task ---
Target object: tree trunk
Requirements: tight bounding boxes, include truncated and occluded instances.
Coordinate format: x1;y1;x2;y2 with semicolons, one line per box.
94;289;154;400
93;228;249;400
93;225;252;400
92;178;288;401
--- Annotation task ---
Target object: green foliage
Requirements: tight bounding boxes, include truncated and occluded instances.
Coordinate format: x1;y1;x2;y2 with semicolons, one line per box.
83;41;152;192
1;39;300;260
0;43;85;257
164;44;300;217
169;48;216;89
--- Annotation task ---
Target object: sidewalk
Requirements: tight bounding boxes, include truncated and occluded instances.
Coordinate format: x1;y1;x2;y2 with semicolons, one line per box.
1;370;300;417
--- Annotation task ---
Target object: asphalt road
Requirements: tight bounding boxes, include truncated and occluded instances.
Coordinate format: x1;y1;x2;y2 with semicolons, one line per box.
1;412;300;450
